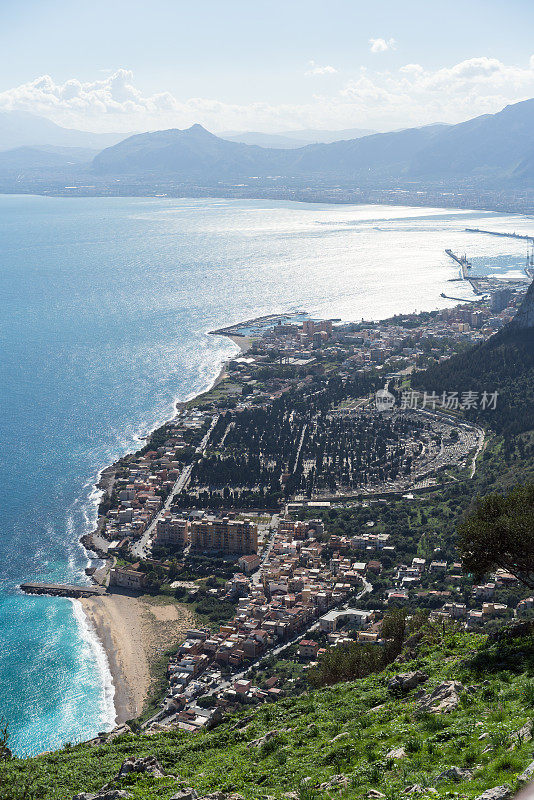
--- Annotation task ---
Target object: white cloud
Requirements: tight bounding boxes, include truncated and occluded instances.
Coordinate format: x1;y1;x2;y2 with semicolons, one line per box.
369;38;396;53
305;60;338;76
0;57;533;133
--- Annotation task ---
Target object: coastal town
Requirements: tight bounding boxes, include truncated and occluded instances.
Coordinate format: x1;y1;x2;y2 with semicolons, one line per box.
20;262;534;736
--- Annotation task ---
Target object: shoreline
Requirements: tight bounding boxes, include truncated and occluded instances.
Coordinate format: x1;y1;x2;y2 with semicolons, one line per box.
80;592;194;724
0;189;532;217
77;328;252;726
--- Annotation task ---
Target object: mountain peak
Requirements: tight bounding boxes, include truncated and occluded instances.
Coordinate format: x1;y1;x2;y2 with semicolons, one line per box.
185;123;214;136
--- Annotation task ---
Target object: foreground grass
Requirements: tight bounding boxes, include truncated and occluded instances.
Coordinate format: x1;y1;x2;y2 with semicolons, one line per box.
2;625;534;800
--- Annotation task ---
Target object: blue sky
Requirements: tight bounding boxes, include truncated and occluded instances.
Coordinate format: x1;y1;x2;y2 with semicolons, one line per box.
1;0;534;132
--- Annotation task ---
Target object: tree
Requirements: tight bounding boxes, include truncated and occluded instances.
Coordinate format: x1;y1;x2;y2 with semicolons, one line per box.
458;484;534;588
0;718;11;761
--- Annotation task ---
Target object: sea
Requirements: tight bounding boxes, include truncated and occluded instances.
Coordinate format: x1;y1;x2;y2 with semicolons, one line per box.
0;194;532;756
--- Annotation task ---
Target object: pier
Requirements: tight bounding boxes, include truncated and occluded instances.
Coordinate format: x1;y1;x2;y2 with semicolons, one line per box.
445;249;483;295
20;582;105;598
445;248;472;275
465;228;534;242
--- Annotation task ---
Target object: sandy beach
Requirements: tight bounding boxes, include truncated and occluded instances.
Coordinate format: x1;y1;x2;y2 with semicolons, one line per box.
81;592;194;723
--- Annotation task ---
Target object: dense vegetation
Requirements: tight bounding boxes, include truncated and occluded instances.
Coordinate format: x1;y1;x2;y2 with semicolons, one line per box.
416;326;534;437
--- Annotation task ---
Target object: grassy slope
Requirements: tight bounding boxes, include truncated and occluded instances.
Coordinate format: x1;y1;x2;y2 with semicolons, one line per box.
3;626;534;800
415;326;534;437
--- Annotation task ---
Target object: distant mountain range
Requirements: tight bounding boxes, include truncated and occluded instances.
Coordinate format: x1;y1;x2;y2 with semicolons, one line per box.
219;127;376;148
0;144;98;170
91;99;534;188
0;110;126;151
91;120;449;180
1;99;534;191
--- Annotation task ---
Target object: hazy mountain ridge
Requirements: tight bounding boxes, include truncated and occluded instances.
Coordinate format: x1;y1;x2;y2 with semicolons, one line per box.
220;126;376;148
2;99;534;189
0;144;98;170
0;109;127;151
91;99;534;187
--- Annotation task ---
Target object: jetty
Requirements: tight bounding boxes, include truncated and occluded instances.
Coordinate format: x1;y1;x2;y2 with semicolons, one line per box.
445;248;472;274
20;582;105;598
465;228;534;242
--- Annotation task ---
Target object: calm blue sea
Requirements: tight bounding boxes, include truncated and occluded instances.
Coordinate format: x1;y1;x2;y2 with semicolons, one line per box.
0;194;531;755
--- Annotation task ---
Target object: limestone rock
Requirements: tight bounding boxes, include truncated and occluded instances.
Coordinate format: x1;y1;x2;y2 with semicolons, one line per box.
386;747;407;760
318;774;350;791
511;719;533;746
417;681;464;713
518;760;534;783
251;729;281;747
388;671;428;693
473;786;510;800
170;791;198;800
367;791;386;798
118;756;165;778
437;767;474;782
199;794;228;800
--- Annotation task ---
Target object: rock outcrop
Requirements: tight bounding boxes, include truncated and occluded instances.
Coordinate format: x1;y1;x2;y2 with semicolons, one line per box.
512;279;534;329
437;766;474;782
116;756;165;779
417;681;464;713
386;747;407;760
473;786;511;800
388;671;428;693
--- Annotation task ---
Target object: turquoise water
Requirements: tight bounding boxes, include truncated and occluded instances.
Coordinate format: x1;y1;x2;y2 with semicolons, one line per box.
0;195;531;755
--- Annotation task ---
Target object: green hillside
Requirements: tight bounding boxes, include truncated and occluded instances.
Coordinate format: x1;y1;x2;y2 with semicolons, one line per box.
415;326;534;437
3;622;534;800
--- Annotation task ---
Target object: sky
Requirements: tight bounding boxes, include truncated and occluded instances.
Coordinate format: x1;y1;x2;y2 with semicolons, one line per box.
1;0;534;133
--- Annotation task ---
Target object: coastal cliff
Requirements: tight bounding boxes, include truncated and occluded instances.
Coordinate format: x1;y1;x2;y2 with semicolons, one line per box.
512;277;534;329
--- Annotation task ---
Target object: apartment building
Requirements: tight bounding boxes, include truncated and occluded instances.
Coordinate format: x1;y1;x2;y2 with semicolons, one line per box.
190;516;258;554
154;513;189;548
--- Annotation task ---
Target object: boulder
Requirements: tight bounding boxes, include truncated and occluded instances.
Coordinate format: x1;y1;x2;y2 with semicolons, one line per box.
417;681;464;713
250;729;281;747
437;767;474;782
197;795;243;800
170;791;198;800
367;791;386;799
388;672;428;693
403;785;424;794
118;756;165;779
318;774;350;791
199;794;227;800
386;747;407;760
518;760;534;783
473;787;510;800
511;719;533;746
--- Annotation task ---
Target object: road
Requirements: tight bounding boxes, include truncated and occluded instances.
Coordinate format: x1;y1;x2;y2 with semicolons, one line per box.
251;513;278;586
131;415;218;559
144;572;373;730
